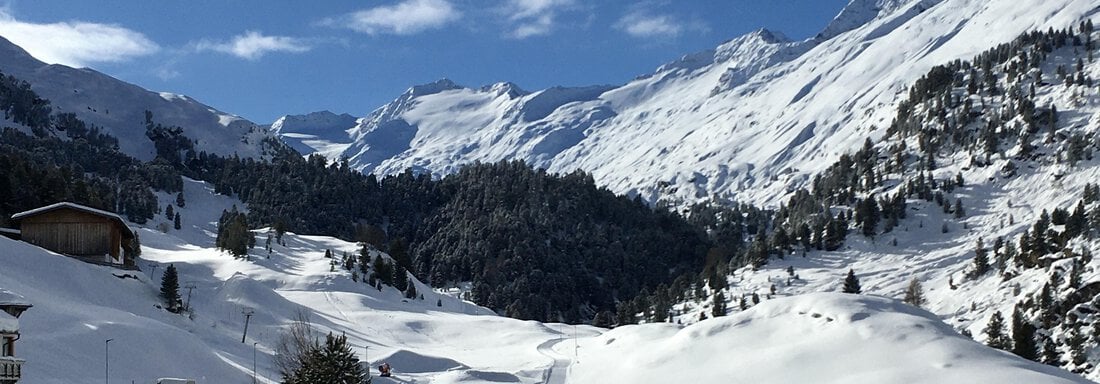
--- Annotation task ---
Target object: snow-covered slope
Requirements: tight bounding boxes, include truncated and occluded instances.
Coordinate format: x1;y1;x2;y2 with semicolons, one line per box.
281;0;1098;206
269;111;358;158
0;36;273;161
4;177;1091;383
1;177;568;383
575;293;1090;384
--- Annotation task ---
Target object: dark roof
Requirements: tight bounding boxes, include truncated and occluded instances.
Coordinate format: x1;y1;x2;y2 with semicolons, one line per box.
11;202;134;239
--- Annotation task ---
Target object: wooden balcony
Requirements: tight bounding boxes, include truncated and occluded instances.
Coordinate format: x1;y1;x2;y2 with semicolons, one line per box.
0;357;22;382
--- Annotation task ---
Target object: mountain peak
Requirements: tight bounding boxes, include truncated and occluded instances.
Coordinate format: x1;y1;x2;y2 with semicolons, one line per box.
406;78;462;97
749;28;792;44
480;81;529;99
818;0;943;40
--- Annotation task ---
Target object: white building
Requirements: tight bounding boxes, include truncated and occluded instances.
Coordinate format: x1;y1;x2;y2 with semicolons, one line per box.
0;289;31;384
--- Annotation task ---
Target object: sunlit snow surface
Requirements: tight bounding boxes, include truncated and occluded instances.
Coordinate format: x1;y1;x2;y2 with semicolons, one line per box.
0;176;1090;383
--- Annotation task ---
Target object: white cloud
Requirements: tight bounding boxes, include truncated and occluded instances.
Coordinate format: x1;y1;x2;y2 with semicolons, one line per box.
502;0;576;39
195;31;311;60
615;12;683;38
0;8;158;67
327;0;460;35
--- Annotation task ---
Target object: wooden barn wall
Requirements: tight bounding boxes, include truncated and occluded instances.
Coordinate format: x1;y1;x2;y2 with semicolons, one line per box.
20;209;116;257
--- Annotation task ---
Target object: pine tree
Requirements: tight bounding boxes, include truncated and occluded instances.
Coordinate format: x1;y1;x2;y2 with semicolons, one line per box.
165;203;174;220
160;264;180;312
285;332;366;384
1067;325;1088;368
903;278;925;308
175;191;186;207
711;291;727;318
1041;335;1060;366
842;269;862;294
972;237;990;278
983;311;1010;350
404;282;418;299
954;198;965;218
1010;304;1037;361
173;212;181;230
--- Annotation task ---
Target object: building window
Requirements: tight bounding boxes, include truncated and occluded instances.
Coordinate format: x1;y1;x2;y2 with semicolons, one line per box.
1;337;10;357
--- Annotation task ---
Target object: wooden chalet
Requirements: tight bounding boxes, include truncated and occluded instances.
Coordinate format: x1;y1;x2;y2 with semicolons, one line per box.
10;202;136;267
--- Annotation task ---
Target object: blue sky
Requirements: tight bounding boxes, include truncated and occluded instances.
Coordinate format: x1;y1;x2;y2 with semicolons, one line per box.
0;0;849;123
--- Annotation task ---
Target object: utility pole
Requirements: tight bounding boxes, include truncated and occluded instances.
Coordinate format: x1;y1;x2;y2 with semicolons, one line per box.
183;282;197;312
253;342;259;384
105;338;113;384
241;307;254;343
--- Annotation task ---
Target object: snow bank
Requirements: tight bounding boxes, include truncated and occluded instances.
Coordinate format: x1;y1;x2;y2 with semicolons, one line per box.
572;293;1090;384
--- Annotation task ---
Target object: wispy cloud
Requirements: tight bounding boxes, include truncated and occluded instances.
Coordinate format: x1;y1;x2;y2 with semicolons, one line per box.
615;13;682;38
614;4;705;40
323;0;460;35
502;0;577;39
194;31;312;60
0;8;158;67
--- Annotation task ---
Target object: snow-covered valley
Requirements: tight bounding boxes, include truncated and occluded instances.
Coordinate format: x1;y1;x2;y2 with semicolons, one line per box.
5;0;1100;382
0;175;1093;383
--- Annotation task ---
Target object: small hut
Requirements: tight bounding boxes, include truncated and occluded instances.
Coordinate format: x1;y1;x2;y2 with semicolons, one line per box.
11;202;136;266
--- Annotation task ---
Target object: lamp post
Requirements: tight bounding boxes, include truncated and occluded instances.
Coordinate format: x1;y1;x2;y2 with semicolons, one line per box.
105;338;113;384
253;342;259;384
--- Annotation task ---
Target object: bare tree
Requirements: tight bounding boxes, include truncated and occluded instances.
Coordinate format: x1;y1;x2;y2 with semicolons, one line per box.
274;309;318;379
903;278;925;308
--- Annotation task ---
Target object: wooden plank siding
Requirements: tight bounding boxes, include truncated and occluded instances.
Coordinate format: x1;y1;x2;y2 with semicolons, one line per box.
19;209;121;259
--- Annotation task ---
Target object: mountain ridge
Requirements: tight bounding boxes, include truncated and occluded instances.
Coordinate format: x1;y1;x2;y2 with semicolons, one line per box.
273;0;1099;208
0;35;276;161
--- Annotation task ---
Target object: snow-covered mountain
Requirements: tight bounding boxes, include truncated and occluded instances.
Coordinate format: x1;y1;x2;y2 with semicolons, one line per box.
269;111;358;158
0;36;274;161
276;0;1098;206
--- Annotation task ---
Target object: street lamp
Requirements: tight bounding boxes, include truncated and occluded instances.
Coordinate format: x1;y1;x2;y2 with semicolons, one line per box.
253;342;259;384
105;338;113;384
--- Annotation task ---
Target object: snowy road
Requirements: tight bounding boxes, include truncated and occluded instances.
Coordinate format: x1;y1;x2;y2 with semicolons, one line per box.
537;338;571;384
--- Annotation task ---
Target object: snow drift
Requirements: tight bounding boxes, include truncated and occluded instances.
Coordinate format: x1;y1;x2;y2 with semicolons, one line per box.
573;293;1091;384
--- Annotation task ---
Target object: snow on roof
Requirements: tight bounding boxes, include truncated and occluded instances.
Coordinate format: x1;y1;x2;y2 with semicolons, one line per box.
11;202;133;238
0;288;29;307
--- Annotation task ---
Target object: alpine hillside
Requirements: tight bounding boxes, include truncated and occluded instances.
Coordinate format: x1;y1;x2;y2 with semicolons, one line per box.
0;36;276;161
275;0;1100;207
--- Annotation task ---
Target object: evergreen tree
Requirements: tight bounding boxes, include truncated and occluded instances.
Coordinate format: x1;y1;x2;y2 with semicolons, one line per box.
954;198;965;218
165;203;174;220
615;301;637;326
160;264;180;312
842;269;862;294
903;278;925;308
1010;304;1037;361
173;212;181;230
284;332;366;384
711;291;727;318
404;282;418;299
1041;335;1060;366
1067;325;1088;368
216;210;252;258
983;311;1010;350
175;191;185;207
972;238;990;278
